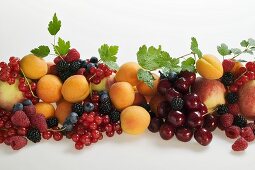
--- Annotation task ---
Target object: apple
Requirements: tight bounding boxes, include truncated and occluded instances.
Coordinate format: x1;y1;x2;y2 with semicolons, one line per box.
192;77;226;112
0;79;24;111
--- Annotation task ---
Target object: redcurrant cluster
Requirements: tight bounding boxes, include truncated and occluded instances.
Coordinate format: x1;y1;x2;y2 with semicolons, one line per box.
0;57;20;84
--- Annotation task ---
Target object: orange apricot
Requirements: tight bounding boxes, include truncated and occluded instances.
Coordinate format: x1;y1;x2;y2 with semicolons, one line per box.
136;73;159;96
55;100;72;124
35;102;55;119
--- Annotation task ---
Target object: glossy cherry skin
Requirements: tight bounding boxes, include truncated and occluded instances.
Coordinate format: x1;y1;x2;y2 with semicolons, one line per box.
179;71;196;85
167;111;185;127
198;103;208;115
194;128;213;146
175;127;193;142
203;114;217;132
165;88;181;103
159;123;175;140
183;93;201;111
148;117;164;133
174;77;191;94
157;79;172;95
156;101;170;118
187;111;204;128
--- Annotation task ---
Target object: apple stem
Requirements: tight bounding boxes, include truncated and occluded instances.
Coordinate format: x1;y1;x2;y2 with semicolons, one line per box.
20;68;38;98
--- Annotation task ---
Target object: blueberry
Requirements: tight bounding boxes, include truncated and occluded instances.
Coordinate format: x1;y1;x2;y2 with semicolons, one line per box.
100;93;109;101
63;122;73;131
22;99;33;106
70;112;78;118
13;103;23;112
69;116;78;124
86;63;95;72
168;72;178;82
84;102;94;112
90;56;99;63
80;60;88;69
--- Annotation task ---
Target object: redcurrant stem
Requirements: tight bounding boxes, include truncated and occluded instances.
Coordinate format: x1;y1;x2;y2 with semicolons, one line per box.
177;52;193;59
235;70;248;82
231;48;249;60
50;127;65;132
20;68;38;98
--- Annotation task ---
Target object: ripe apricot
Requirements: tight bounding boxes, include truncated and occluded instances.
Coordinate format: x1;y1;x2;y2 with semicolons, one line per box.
37;74;62;103
115;62;141;86
196;54;223;80
55;100;72;124
35;102;55;119
136;73;159;96
20;54;48;79
61;75;89;103
121;106;150;135
109;82;135;110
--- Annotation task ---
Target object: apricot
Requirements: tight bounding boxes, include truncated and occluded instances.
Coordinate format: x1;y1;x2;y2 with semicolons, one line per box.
109;82;135;110
121;106;150;135
149;94;166;114
61;75;90;103
196;54;223;80
35;102;55;119
133;92;147;106
20;54;48;79
115;62;141;86
37;74;62;103
55;100;72;124
136;73;159;96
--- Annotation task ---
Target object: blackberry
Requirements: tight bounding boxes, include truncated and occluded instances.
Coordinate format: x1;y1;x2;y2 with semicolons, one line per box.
170;97;184;111
80;60;87;69
109;109;120;123
99;102;112;114
90;56;99;63
233;115;247;128
26;128;41;143
72;103;84;117
59;71;72;82
216;104;229;115
46;117;59;128
221;72;234;86
226;92;238;104
57;60;69;72
70;61;81;72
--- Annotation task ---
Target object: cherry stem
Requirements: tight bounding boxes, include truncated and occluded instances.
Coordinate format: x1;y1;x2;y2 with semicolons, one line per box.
20;68;38;98
231;48;249;60
50;127;65;132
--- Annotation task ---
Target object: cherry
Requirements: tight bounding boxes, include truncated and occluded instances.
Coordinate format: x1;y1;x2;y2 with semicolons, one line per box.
179;71;196;85
183;93;201;111
174;77;190;94
203;114;217;132
194;128;213;146
167;111;185;127
156;101;170;118
198;103;208;115
165;88;181;103
175;127;193;142
157;79;172;95
148;117;164;133
187;111;204;128
159;123;175;140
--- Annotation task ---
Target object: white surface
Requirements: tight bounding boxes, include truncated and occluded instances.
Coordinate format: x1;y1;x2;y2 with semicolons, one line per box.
0;0;255;170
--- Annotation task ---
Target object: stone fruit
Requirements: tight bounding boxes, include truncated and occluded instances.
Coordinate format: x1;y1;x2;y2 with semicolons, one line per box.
121;106;150;135
20;54;48;79
196;54;223;80
37;74;63;103
109;82;135;110
137;73;159;96
35;102;55;119
115;62;141;86
192;77;226;112
55;100;72;124
149;94;166;114
159;123;174;140
61;75;89;103
0;79;24;111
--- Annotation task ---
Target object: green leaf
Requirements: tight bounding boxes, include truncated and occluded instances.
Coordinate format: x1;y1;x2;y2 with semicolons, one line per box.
248;38;255;46
181;57;196;72
137;69;155;88
30;45;50;58
54;37;70;55
98;44;118;62
48;13;61;36
251;47;255;51
190;37;202;58
240;40;249;47
245;49;254;55
217;43;231;56
231;48;242;55
104;61;119;70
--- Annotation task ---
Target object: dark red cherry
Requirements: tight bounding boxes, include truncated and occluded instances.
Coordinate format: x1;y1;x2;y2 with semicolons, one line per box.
175;127;193;142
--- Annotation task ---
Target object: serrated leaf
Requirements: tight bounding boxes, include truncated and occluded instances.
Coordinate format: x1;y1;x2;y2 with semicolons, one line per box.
240;40;249;47
137;69;155;88
104;61;119;70
217;43;231;56
181;57;196;72
231;48;242;55
248;38;255;46
54;37;70;55
190;37;202;58
98;44;118;62
48;13;61;36
30;45;50;58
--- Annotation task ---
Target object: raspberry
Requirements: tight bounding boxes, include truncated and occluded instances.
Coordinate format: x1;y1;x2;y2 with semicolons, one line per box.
76;68;86;75
65;48;80;63
11;111;30;128
220;113;234;128
216;104;228;115
241;127;255;142
225;126;240;139
227;103;240;115
222;59;235;72
170;97;184;111
53;56;63;64
225;92;238;104
232;137;248;151
247;123;255;133
23;105;36;118
9;136;27;150
221;72;234;86
30;114;47;133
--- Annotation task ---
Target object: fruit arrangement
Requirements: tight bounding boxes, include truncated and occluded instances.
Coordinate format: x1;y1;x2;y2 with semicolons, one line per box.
1;13;255;152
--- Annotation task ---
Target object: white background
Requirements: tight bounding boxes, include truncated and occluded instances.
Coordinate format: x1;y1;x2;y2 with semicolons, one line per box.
1;0;255;170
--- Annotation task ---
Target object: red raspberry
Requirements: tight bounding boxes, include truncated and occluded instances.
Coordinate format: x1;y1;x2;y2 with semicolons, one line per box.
23;105;36;118
222;59;235;72
30;114;47;133
247;122;255;131
232;137;248;151
9;136;27;150
220;113;234;128
76;68;86;75
241;127;255;142
225;126;240;139
227;103;240;116
53;56;63;64
11;111;30;128
65;48;80;63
